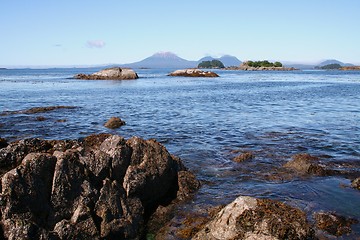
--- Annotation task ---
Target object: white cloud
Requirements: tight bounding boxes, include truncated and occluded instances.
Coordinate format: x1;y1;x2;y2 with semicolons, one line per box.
86;40;106;48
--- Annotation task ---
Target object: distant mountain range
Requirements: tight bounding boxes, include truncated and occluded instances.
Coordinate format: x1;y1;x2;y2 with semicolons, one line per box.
121;52;242;69
119;52;356;70
198;55;242;67
284;59;354;69
122;52;196;69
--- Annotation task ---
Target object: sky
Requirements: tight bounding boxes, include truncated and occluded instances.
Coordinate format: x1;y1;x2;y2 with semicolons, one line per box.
1;0;360;67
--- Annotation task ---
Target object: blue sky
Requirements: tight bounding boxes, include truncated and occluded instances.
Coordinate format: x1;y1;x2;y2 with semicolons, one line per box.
1;0;360;67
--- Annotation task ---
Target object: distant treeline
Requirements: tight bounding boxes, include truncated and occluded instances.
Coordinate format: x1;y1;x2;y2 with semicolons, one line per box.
246;60;283;68
198;60;225;69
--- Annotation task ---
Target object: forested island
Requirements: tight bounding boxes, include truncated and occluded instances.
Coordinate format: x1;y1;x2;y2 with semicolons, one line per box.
315;64;342;70
198;60;225;69
226;60;297;71
246;60;283;68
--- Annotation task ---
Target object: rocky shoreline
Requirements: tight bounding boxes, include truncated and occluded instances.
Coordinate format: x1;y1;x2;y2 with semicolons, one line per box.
1;134;359;239
340;66;360;70
0;134;199;239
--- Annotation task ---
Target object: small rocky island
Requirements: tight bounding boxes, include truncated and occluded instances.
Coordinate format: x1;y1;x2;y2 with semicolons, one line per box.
75;67;138;80
227;60;298;71
340;66;360;70
168;69;219;77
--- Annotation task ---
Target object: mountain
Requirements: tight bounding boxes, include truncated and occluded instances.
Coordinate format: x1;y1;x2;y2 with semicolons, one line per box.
122;52;197;69
218;55;242;67
318;59;354;67
198;55;241;67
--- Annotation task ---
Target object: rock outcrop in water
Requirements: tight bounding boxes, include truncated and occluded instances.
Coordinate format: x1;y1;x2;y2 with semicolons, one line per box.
0;134;199;239
192;196;314;240
104;117;126;129
168;69;219;77
75;67;139;80
283;153;330;176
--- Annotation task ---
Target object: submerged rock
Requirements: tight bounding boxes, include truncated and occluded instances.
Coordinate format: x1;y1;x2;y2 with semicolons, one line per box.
0;134;198;240
315;212;358;236
233;151;254;163
168;69;219;77
1;106;76;116
75;67;139;80
104;117;126;129
283;153;328;176
193;196;314;240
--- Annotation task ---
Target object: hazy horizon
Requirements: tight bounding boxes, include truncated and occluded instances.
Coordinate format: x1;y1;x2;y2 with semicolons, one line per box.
1;51;357;69
1;0;360;67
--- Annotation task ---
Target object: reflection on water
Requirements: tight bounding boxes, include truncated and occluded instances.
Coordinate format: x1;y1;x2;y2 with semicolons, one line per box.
1;68;360;235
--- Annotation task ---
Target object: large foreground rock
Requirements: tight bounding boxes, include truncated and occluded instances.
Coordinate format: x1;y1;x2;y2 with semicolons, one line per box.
0;134;199;239
193;196;314;240
75;67;139;80
168;69;219;77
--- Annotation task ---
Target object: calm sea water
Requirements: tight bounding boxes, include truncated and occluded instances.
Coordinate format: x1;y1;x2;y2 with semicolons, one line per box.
1;68;360;235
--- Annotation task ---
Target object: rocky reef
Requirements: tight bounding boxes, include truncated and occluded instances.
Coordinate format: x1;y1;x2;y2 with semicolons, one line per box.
168;69;219;77
0;134;199;239
74;67;139;80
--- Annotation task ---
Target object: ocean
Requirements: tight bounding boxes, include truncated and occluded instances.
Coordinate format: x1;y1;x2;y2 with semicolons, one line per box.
1;68;360;236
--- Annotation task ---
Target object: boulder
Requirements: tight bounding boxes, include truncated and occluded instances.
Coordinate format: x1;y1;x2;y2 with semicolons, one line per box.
0;134;199;240
74;67;138;80
104;117;126;129
193;196;314;240
168;69;219;77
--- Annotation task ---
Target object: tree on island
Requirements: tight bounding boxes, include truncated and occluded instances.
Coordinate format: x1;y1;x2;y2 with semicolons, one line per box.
198;60;225;69
246;60;283;68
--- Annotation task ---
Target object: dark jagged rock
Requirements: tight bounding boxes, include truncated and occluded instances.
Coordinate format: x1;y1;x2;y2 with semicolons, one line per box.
168;69;219;77
104;117;126;129
0;138;54;176
0;138;7;149
74;67;139;80
0;134;198;239
193;196;314;240
315;212;358;236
